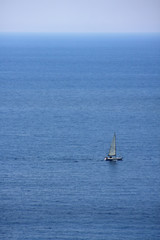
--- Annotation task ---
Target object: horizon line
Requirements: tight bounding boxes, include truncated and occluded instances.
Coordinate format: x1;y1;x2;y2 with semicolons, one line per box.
0;31;160;34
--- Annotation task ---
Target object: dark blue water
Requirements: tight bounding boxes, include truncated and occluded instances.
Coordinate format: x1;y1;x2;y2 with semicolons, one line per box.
0;33;160;240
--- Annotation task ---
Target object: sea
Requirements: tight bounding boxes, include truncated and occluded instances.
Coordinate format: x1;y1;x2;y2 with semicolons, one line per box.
0;33;160;240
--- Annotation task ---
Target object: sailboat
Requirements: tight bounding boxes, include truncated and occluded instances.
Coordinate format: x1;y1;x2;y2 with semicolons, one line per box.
104;133;122;161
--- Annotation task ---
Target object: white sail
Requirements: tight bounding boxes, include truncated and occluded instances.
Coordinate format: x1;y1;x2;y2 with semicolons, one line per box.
108;134;116;156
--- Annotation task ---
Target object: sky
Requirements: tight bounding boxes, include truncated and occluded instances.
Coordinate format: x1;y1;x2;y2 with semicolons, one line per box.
0;0;160;33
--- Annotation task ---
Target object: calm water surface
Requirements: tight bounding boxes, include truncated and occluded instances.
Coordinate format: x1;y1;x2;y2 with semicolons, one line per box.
0;34;160;240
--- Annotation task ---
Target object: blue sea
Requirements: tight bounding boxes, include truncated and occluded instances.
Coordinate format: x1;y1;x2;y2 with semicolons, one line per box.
0;33;160;240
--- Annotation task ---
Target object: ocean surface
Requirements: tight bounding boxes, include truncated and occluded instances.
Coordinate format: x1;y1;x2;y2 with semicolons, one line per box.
0;33;160;240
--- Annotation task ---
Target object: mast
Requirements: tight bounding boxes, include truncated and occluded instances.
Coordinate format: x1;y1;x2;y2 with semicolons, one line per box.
108;133;116;156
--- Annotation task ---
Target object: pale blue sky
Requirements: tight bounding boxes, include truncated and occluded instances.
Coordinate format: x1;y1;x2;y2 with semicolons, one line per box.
0;0;160;32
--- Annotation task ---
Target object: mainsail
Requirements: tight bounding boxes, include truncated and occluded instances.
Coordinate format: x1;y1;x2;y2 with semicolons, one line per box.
108;133;116;156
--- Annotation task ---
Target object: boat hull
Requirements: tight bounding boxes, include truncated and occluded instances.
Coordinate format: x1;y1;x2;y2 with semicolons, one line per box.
104;156;122;161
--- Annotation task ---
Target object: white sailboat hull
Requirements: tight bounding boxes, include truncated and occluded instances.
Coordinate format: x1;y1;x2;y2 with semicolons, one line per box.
104;156;122;161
